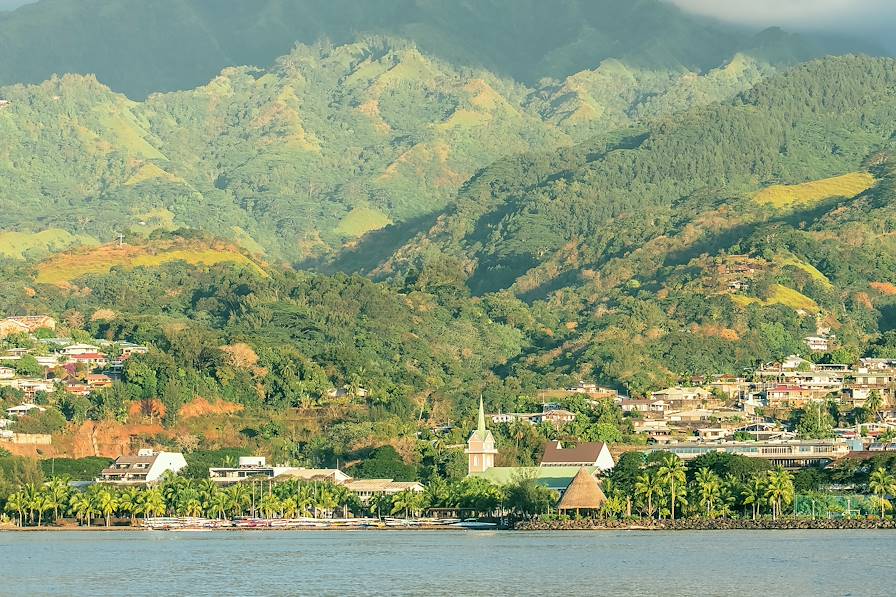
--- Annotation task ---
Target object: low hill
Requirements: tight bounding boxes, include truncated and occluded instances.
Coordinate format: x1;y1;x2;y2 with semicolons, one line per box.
34;239;265;286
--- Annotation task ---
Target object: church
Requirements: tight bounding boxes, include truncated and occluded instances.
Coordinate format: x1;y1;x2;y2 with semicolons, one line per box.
465;398;613;494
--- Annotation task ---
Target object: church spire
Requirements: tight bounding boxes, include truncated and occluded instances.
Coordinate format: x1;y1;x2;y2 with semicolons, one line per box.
477;395;486;435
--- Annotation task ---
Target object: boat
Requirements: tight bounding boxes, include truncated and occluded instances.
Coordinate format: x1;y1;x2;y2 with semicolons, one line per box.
452;521;498;529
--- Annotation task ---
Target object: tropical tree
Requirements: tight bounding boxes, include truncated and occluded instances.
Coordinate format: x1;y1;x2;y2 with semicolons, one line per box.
369;493;392;520
765;468;795;520
657;455;687;520
207;490;231;520
695;468;722;518
741;474;766;520
259;493;282;519
96;489;119;527
226;484;252;517
118;487;143;525
5;491;26;527
391;490;427;518
143;488;166;519
869;467;896;518
69;492;92;527
634;471;661;519
45;477;71;523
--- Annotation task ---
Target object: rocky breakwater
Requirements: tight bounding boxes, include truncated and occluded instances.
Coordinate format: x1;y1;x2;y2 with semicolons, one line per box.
515;518;896;531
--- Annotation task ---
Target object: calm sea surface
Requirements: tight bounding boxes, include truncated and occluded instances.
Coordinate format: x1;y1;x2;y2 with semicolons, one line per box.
1;530;892;596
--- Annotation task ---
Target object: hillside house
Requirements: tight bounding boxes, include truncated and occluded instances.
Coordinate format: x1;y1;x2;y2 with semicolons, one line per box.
61;344;100;356
650;386;719;410
805;335;833;353
6;403;46;417
0;367;15;380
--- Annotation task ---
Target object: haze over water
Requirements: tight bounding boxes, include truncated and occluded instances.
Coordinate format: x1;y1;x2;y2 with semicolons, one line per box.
2;530;892;596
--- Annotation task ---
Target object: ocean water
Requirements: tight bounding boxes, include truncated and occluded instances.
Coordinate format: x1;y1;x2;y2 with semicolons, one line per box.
0;530;892;596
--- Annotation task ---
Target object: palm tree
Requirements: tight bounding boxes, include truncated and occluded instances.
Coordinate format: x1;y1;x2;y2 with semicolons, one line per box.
695;468;721;518
208;490;231;520
69;492;92;527
391;490;427;519
634;471;661;519
657;455;686;520
226;484;252;518
183;497;203;518
295;485;315;518
31;491;50;527
45;477;71;523
22;483;39;525
117;487;144;526
369;493;392;520
96;489;119;527
742;475;766;520
869;467;896;518
143;488;166;519
5;491;26;527
765;468;795;520
259;494;282;519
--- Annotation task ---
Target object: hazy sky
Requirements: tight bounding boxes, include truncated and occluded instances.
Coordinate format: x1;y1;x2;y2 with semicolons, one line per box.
667;0;896;38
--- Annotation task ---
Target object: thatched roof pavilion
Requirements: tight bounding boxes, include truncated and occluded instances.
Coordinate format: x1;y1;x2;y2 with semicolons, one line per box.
557;468;607;513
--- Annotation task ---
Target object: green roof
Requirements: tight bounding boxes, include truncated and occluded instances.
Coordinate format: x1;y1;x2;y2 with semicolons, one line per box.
470;466;597;491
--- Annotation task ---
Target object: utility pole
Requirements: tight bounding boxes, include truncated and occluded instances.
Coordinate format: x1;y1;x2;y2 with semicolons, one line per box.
117;233;124;247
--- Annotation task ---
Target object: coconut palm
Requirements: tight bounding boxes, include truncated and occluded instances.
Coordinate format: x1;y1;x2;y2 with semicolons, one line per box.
69;492;92;527
117;487;143;525
183;497;203;518
695;468;721;518
295;485;315;518
5;491;26;527
634;471;661;519
207;490;231;520
765;468;795;520
741;474;766;520
22;483;40;525
259;494;282;519
657;455;687;521
143;488;166;519
391;490;427;519
45;477;71;523
369;493;392;520
226;483;252;517
96;489;119;527
869;467;896;518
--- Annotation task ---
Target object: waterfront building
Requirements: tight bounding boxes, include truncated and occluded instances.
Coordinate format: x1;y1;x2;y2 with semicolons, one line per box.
646;440;850;469
209;457;350;484
540;441;615;472
99;449;187;485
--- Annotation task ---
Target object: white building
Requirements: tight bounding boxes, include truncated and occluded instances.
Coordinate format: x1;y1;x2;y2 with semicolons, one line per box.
209;457;351;484
5;403;46;417
98;449;187;485
60;343;101;356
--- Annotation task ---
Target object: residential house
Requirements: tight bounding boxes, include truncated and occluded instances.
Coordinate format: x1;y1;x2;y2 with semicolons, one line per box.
765;385;817;408
5;403;46;417
620;398;668;415
805;335;833;353
66;352;109;368
99;449;187;485
0;367;15;380
85;374;113;389
538;409;577;426
650;386;720;410
540;441;615;472
60;344;100;356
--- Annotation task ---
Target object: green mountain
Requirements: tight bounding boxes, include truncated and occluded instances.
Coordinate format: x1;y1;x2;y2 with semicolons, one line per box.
0;0;882;99
0;38;789;262
370;55;896;390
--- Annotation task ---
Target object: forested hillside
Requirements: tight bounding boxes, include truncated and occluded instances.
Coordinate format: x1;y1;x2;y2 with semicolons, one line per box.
0;0;873;98
0;38;789;261
376;56;896;391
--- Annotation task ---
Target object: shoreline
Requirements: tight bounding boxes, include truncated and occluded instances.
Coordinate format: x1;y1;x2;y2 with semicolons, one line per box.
4;519;896;532
514;518;896;531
